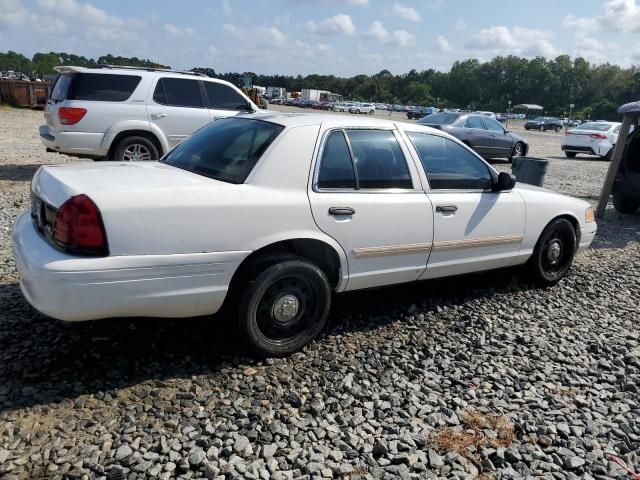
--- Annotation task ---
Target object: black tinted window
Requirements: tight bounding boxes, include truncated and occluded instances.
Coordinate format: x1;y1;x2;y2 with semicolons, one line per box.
50;74;73;101
346;130;412;189
67;73;141;101
464;116;485;129
162;118;283;183
153;78;203;108
318;131;356;189
204;82;250;111
407;133;492;190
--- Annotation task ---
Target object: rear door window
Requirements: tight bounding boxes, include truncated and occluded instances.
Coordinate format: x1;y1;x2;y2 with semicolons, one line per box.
346;130;413;189
153;78;204;108
67;73;141;101
203;82;251;111
464;116;485;129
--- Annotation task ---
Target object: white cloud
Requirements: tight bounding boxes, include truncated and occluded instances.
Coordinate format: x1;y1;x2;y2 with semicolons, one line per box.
307;13;355;36
37;0;143;28
466;26;558;58
601;0;640;32
222;23;240;35
365;21;390;43
0;0;29;27
164;23;195;37
435;35;452;53
392;3;420;22
392;29;415;47
562;15;601;32
257;26;287;47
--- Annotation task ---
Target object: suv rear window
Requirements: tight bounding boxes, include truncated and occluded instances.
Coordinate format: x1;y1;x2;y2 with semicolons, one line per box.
162;118;284;183
61;73;141;101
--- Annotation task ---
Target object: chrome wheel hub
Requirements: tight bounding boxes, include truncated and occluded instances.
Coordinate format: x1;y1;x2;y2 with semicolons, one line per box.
123;144;152;161
272;294;300;323
547;241;562;264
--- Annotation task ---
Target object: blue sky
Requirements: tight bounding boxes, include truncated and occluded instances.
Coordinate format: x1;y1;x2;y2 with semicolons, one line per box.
1;0;639;75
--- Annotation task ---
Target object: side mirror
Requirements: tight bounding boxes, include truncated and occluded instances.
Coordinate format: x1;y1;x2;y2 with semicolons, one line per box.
495;171;516;191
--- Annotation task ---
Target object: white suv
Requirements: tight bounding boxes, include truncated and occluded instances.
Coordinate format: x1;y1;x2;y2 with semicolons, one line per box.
40;65;259;161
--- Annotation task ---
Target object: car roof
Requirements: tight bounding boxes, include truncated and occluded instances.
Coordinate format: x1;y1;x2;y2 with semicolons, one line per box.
245;112;453;136
54;65;225;82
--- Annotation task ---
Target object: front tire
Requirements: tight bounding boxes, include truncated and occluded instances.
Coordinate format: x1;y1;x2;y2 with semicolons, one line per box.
540;125;546;132
238;259;331;357
528;218;577;285
112;136;159;162
613;192;640;214
555;126;561;132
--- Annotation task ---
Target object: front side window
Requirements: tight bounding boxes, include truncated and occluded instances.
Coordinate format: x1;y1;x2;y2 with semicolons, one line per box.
153;78;203;108
67;73;141;102
204;82;251;111
162;118;283;183
484;117;506;132
464;116;485;129
407;133;493;190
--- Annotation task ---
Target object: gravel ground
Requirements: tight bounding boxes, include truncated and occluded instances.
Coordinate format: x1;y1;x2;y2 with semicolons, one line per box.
1;107;640;480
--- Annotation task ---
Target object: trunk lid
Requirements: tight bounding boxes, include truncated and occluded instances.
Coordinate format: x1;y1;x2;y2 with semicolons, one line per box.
565;129;607;146
32;162;226;208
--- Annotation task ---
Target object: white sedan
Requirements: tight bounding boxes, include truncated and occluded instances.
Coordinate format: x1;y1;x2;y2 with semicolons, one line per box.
561;121;622;159
13;113;596;356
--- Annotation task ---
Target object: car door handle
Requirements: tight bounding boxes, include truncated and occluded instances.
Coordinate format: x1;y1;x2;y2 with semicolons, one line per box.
466;131;474;134
329;207;355;216
151;113;166;119
436;205;458;213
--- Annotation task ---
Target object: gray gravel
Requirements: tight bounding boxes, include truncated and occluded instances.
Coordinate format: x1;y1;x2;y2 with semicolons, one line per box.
1;107;640;480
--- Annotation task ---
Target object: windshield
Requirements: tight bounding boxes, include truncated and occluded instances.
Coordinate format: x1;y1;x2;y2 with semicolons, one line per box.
162;118;284;183
575;122;612;131
419;112;459;125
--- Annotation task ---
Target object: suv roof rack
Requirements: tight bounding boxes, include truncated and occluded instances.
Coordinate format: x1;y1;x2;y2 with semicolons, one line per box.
54;64;208;77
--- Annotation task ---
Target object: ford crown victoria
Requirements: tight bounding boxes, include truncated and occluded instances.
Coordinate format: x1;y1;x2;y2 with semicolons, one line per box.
13;113;597;356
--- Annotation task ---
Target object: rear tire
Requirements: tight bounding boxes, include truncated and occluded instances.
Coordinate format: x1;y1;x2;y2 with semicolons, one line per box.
237;258;331;357
555;126;561;132
612;192;640;214
509;142;525;162
112;136;159;162
528;218;576;285
541;125;546;132
565;151;577;158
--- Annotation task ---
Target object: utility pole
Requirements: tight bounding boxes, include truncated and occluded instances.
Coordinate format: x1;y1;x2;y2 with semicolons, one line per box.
507;100;512;128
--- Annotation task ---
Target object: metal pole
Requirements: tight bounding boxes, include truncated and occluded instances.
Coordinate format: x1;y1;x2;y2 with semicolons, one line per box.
596;114;634;218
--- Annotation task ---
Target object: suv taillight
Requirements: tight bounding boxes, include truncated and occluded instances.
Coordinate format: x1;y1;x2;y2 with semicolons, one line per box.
52;194;108;256
58;107;87;125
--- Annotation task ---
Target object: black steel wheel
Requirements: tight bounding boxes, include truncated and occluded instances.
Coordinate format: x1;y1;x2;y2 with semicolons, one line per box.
529;218;576;285
613;192;640;214
238;258;331;356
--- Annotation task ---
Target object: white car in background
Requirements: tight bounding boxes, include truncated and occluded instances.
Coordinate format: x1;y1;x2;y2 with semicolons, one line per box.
561;121;622;160
349;103;376;114
14;113;596;356
40;65;259;162
475;111;496;118
332;103;350;112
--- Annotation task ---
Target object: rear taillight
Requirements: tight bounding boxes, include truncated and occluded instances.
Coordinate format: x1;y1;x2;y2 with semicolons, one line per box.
590;133;607;139
58;107;87;125
52;194;108;256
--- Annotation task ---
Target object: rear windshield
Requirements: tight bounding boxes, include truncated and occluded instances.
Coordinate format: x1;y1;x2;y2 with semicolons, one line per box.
419;113;459;125
50;73;141;102
162;118;284;183
575;122;612;131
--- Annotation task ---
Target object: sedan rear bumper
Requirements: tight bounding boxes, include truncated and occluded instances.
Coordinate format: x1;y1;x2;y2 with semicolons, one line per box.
12;212;249;321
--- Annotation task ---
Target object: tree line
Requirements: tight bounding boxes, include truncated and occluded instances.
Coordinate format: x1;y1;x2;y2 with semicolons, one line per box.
2;50;639;120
